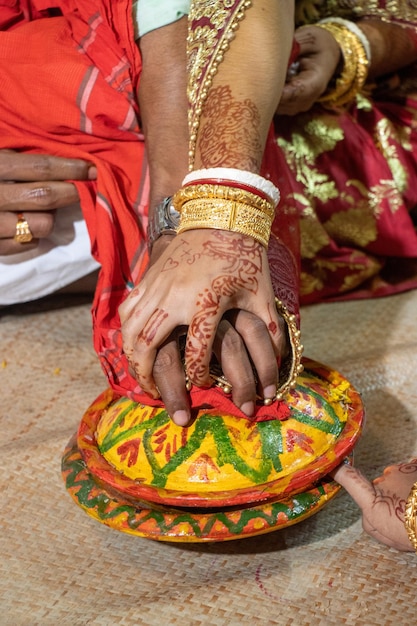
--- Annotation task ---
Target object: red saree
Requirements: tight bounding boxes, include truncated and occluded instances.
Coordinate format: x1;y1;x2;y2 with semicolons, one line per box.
278;0;417;304
0;0;297;420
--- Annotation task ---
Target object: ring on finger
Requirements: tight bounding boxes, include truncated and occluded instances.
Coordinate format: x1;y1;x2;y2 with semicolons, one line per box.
14;212;34;243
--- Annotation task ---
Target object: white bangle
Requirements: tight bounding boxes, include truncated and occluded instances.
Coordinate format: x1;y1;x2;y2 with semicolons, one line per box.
318;17;372;63
182;168;281;207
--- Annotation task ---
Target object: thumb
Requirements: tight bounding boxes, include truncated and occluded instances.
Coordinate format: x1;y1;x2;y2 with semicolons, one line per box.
331;463;376;512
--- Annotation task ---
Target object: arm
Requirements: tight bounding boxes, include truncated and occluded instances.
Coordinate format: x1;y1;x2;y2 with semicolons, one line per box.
278;19;417;116
120;0;296;425
359;20;417;80
136;17;189;259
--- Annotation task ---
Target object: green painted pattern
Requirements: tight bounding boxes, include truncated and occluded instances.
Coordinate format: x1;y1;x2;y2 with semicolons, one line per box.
289;379;344;436
62;443;330;539
97;381;343;489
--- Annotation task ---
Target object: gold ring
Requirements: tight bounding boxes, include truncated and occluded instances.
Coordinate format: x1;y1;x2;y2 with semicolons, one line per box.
14;212;33;243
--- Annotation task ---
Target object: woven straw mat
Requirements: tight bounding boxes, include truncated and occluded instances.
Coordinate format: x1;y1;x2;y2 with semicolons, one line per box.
1;291;416;626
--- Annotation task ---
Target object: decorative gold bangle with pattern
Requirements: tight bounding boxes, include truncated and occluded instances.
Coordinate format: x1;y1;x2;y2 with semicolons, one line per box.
316;21;369;108
208;297;303;404
404;481;417;553
173;183;275;217
177;197;273;248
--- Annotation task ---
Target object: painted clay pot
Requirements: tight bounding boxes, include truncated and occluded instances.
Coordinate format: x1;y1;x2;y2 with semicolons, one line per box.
62;358;364;542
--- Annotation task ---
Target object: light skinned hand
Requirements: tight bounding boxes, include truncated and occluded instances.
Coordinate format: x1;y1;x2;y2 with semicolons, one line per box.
331;459;417;551
119;229;286;426
277;25;341;116
0;150;97;255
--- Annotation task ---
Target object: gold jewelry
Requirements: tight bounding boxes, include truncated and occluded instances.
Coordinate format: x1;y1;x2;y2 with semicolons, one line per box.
316;21;369;108
14;212;33;243
404;481;417;553
173;184;275;215
274;298;304;401
177;197;273;248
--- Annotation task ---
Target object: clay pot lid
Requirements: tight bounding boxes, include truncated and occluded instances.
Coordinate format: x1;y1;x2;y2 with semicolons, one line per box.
77;358;364;509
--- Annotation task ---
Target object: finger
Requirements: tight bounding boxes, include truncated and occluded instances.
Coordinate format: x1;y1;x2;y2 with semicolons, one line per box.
212;318;257;417
278;73;317;115
0;211;55;239
153;333;191;426
0;151;97;181
232;309;283;402
373;458;417;484
185;300;223;388
122;306;176;399
0;237;39;255
0;181;80;212
331;463;376;512
251;294;286;359
294;26;318;55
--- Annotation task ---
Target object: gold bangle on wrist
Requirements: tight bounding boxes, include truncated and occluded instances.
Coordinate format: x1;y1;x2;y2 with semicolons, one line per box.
316;21;369;108
177;197;274;248
173;183;275;215
404;481;417;553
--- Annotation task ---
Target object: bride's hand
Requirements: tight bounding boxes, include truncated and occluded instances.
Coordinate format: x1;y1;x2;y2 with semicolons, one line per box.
119;229;286;425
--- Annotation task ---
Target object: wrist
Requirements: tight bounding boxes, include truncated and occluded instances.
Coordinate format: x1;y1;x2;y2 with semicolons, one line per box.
147;196;180;252
173;169;280;249
316;19;370;108
149;231;176;264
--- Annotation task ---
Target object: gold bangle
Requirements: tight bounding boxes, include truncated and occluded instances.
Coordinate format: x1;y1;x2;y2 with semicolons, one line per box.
316;22;369;108
177;197;273;248
173;183;275;216
404;482;417;553
274;298;304;400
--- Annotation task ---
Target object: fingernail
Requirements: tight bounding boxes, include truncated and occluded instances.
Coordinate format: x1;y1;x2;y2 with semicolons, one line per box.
88;165;98;180
240;401;255;417
172;410;190;427
263;384;276;400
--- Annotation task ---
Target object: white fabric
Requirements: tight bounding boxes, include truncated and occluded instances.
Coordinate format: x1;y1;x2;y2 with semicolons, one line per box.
0;204;100;305
132;0;189;39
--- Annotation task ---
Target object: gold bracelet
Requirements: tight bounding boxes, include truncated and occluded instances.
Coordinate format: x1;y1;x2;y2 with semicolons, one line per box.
173;183;275;216
177;197;274;248
316;22;369;108
404;481;417;553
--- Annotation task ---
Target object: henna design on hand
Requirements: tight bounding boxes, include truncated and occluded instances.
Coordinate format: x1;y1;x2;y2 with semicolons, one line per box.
138;308;168;346
373;490;406;525
185;232;264;384
398;460;417;475
198;85;263;170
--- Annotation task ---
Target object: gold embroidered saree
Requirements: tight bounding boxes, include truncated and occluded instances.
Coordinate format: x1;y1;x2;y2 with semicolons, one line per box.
275;0;417;303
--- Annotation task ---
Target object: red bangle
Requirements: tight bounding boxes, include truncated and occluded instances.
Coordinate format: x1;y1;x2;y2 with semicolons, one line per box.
182;179;273;204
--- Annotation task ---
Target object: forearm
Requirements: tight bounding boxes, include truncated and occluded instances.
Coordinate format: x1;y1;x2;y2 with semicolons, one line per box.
136;17;189;211
193;0;295;172
358;19;417;80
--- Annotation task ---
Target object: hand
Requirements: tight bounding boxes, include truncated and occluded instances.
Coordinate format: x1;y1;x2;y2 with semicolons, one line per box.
332;459;417;551
277;25;341;116
119;229;286;426
0;150;97;255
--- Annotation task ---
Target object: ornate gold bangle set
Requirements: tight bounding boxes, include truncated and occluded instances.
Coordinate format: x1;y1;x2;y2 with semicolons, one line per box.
316;20;370;108
173;182;276;249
